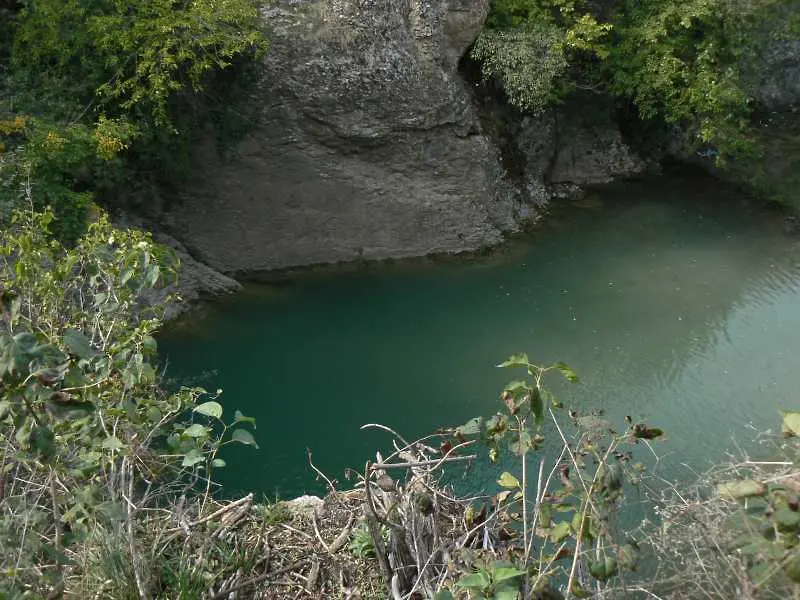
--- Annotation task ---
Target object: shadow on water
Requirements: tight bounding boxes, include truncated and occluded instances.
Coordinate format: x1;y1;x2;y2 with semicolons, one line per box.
159;170;800;499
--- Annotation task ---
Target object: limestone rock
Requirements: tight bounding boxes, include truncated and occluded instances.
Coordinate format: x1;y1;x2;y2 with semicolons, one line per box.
284;494;325;519
165;0;533;273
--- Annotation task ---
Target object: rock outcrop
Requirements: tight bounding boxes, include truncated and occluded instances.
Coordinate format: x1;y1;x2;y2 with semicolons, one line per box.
166;0;528;273
163;0;648;275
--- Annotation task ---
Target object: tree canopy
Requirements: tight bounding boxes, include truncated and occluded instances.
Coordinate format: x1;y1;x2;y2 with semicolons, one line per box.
473;0;799;162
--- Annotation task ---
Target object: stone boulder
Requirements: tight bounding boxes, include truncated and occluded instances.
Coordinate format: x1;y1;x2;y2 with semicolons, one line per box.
166;0;533;273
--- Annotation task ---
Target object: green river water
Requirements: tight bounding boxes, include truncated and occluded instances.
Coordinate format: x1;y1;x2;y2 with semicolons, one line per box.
159;171;800;499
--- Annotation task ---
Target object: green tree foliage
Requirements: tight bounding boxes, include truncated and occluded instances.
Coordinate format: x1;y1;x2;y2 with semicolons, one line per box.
474;0;611;113
474;0;792;162
0;0;267;242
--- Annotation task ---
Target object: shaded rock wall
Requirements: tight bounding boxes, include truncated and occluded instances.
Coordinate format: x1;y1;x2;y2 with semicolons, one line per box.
165;0;530;273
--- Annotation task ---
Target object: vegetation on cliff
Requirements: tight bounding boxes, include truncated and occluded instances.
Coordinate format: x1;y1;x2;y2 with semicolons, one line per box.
0;0;267;243
473;0;800;164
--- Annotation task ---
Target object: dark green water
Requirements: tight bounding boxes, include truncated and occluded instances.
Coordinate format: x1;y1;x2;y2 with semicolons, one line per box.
159;172;800;499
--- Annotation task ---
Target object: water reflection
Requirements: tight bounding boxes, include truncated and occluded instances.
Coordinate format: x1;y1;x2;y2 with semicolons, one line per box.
160;172;800;497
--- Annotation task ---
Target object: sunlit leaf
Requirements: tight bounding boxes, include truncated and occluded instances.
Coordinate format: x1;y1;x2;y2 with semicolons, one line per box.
194;401;223;419
183;423;209;438
493;566;526;582
549;521;571;543
782;411;800;437
456;570;490;589
716;479;767;500
101;436;125;451
498;471;521;489
554;361;579;383
498;353;530;368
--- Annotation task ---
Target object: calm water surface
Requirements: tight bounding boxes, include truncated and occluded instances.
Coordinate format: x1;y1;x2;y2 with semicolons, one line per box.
159;172;800;498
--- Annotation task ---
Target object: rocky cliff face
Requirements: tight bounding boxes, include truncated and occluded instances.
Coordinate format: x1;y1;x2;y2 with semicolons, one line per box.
165;0;644;275
166;0;522;273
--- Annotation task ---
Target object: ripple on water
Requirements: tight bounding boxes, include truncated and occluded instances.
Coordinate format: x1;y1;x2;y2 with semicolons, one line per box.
160;172;800;497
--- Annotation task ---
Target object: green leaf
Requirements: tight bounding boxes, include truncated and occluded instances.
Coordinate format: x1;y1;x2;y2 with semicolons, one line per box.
498;353;530;369
504;380;532;394
716;479;767;500
775;507;800;533
782;411;800;437
494;586;520;600
231;428;259;448
493;567;526;583
142;335;157;354
181;448;205;468
0;400;10;420
194;401;223;419
457;417;482;436
233;409;256;425
183;423;210;438
554;361;579;383
588;556;618;581
498;471;521;489
212;458;226;468
432;592;455;600
530;386;543;425
510;429;532;456
549;521;571;543
12;332;38;354
101;436;125;451
63;330;96;359
456;570;490;590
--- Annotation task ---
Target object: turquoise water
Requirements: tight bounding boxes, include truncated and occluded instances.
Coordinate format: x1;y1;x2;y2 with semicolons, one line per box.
159;172;800;499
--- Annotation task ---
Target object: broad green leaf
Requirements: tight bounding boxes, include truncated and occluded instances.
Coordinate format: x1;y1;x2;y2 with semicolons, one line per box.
0;400;10;419
588;556;618;581
183;423;210;438
64;330;96;359
212;458;226;468
782;411;800;437
456;570;490;589
181;448;205;467
716;479;766;500
504;380;532;394
101;436;125;451
498;353;530;369
494;586;520;600
775;507;800;533
493;567;526;582
432;592;455;600
549;521;571;543
231;428;258;448
498;471;521;489
554;361;579;383
194;401;223;419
